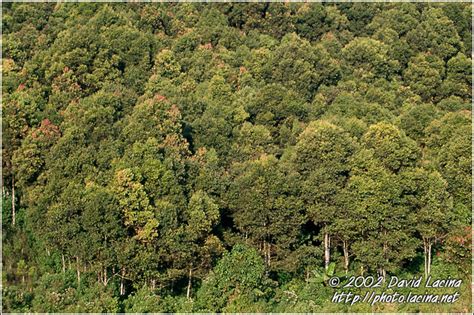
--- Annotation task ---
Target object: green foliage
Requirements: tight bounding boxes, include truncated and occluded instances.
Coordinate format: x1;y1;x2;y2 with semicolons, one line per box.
398;103;440;142
405;7;462;60
2;2;471;313
361;122;419;173
185;190;219;240
403;53;445;101
195;244;269;312
342;37;399;80
123;286;162;313
440;52;472;100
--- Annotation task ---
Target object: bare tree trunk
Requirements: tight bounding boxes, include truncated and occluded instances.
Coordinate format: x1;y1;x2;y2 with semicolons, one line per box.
104;266;108;286
12;175;15;226
120;268;125;295
62;254;66;273
423;238;428;279
76;256;81;285
2;173;5;195
263;240;267;268
186;267;192;300
267;242;271;267
382;231;388;281
427;241;432;276
263;222;269;269
422;238;434;278
343;240;349;274
324;232;330;271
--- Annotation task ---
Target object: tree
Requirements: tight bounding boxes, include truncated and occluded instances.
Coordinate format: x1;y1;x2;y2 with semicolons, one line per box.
321;91;394;126
436;132;471;224
439;52;472;101
367;3;419;37
112;168;158;243
403;53;445;101
397;103;440;143
181;190;220;299
295;4;348;42
2;87;46;225
12;119;61;189
342;37;399;80
293;121;355;271
194;244;268;312
441;3;472;55
424;111;471;222
406;7;462;60
361;122;419;173
121;94;190;177
191;75;242;160
348;148;417;278
400;168;452;278
228;154;304;272
123;285;163;312
271;33;341;100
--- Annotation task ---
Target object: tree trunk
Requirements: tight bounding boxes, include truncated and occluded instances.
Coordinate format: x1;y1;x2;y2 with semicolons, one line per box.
423;238;428;279
186;267;192;300
324;232;330;271
423;238;434;279
267;242;271;267
103;266;108;286
76;256;81;285
343;240;349;274
62;254;66;273
120;268;125;295
427;241;432;276
12;175;15;226
263;240;270;269
382;231;387;281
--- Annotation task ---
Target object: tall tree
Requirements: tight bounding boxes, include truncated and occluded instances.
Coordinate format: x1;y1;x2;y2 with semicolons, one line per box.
293;121;355;271
228;154;304;271
400;168;452;278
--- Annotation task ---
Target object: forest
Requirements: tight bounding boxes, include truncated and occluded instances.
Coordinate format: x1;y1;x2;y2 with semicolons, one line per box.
1;2;472;313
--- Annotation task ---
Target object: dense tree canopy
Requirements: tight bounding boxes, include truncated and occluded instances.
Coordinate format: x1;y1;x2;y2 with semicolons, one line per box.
2;2;472;313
